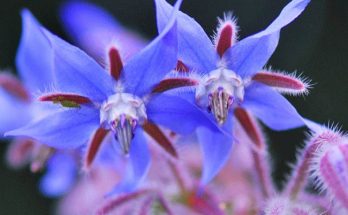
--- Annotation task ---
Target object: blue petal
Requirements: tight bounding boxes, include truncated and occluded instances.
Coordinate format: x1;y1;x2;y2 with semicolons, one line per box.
39;153;77;197
96;140;125;171
303;118;324;132
108;128;150;194
42;29;114;102
147;93;219;135
242;83;304;131
16;9;54;93
6;107;100;149
197;117;233;185
0;88;31;135
155;0;217;73
226;33;280;78
224;0;310;78
60;1;146;60
123;0;182;96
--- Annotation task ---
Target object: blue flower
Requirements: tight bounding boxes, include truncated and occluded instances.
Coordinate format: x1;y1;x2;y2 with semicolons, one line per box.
0;3;132;197
156;0;311;184
7;0;219;193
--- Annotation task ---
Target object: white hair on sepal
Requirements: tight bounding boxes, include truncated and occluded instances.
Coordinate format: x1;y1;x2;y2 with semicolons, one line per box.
160;83;197;98
165;85;197;100
161;67;203;92
188;68;215;94
109;37;137;63
169;60;208;79
166;67;201;80
31;82;58;99
280;71;313;96
93;40;119;68
165;69;190;79
325;121;346;136
103;36;139;70
114;81;125;94
217;55;230;69
161;70;199;97
307;125;347;194
257;67;313;97
31;83;101;109
212;11;239;47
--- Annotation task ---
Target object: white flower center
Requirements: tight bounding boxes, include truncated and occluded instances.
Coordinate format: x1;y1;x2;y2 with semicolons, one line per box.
195;68;245;124
100;93;147;153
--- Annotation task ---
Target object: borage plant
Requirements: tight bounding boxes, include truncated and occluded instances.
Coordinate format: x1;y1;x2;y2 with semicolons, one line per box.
6;0;221;194
2;0;347;214
156;0;311;185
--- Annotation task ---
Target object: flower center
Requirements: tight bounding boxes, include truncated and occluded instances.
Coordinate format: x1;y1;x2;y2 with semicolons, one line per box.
196;68;245;125
100;93;147;153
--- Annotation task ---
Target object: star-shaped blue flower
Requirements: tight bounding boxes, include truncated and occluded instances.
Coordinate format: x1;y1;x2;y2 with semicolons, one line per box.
7;0;220;193
156;0;311;184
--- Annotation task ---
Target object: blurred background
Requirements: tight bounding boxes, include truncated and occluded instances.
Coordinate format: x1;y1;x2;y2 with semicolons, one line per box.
0;0;347;214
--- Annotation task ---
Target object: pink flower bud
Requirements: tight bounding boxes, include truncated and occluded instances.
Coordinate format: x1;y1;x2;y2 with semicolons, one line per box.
310;129;348;210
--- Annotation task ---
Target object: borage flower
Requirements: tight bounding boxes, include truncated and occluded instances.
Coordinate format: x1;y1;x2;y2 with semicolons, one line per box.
156;0;312;184
2;2;154;196
7;0;219;193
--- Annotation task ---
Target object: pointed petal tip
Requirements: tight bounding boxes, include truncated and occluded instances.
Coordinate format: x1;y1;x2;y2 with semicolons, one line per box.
20;8;40;29
20;8;31;17
155;0;183;9
155;0;217;73
225;0;311;78
124;0;181;95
